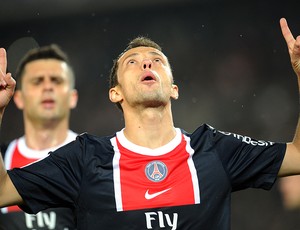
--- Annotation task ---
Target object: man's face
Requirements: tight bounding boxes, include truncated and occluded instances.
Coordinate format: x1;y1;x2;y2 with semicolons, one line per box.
14;59;77;123
110;46;178;109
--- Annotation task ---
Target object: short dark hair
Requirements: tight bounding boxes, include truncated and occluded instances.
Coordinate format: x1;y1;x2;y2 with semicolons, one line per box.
109;36;163;110
15;44;75;90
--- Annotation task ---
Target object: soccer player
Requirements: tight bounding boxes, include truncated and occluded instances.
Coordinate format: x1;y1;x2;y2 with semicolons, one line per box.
0;45;78;229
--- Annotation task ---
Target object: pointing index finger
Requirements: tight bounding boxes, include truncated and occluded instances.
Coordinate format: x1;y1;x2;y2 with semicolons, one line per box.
280;18;295;50
0;48;7;77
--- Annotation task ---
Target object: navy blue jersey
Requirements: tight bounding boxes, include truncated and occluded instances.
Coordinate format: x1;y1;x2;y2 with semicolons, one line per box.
7;124;286;230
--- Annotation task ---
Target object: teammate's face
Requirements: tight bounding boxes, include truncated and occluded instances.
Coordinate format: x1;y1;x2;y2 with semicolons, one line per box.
13;59;78;123
109;46;178;109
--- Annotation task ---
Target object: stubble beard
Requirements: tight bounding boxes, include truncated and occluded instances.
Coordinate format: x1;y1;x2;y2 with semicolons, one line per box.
134;90;168;108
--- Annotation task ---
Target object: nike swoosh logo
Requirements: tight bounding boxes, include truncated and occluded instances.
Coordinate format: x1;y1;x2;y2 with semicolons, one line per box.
145;188;172;200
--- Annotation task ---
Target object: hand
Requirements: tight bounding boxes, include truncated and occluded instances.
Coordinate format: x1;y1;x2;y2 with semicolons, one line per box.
280;18;300;76
0;48;16;117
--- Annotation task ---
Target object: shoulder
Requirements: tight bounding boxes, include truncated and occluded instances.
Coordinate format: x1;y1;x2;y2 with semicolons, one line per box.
181;123;218;140
68;132;117;156
76;132;116;144
56;132;117;164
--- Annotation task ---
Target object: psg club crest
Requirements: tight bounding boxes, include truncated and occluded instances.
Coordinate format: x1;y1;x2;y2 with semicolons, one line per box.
145;161;168;182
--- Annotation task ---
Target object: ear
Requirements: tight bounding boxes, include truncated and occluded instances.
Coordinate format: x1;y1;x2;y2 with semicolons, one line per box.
170;84;179;100
13;90;25;110
69;89;78;109
109;86;123;103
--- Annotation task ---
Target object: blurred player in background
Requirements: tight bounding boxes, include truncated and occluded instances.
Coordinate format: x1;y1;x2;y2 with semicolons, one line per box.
0;44;78;230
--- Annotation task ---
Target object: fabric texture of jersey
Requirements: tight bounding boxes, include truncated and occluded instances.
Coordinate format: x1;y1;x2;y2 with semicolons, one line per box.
8;124;286;230
0;130;77;230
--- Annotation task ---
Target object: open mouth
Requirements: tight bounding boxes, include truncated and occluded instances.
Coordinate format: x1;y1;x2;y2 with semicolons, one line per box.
143;76;155;81
141;71;156;82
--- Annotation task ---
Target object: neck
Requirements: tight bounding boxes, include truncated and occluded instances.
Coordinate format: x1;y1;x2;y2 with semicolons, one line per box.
24;119;69;150
122;105;176;149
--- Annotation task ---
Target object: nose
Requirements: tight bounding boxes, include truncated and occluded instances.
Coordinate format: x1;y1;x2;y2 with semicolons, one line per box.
142;59;152;69
43;78;54;90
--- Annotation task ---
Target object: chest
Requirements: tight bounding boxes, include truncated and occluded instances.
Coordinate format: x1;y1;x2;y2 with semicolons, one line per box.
114;138;200;211
81;135;230;214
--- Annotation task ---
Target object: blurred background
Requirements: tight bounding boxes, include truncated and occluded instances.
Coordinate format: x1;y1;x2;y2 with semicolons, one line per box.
1;0;300;229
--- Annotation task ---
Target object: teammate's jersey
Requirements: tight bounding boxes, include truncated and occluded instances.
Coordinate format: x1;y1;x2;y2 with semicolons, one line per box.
0;130;78;230
8;125;286;230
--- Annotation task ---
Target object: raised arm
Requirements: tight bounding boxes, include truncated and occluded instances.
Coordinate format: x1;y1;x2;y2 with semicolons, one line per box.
0;48;23;207
279;18;300;176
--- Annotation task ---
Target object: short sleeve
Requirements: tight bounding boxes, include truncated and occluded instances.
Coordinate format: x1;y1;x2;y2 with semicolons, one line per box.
211;129;286;191
8;135;86;214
